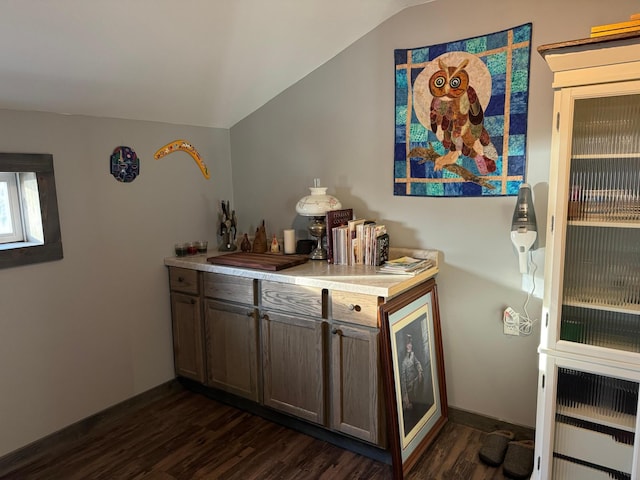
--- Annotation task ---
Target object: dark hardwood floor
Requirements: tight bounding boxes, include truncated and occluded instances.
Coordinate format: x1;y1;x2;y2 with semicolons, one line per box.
1;385;518;479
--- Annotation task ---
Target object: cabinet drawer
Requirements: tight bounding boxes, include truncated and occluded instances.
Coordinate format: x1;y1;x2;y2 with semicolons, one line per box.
204;272;255;305
553;457;621;479
169;267;199;295
554;421;633;474
331;291;379;327
261;281;323;318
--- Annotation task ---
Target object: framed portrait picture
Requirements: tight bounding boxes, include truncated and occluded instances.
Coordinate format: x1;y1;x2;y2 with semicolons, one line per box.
380;278;447;479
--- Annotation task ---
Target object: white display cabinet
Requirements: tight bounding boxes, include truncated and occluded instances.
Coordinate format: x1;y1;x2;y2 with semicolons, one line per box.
536;353;640;479
536;32;640;479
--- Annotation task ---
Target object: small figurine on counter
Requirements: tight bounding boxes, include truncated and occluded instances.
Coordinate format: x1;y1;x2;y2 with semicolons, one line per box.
240;233;251;252
252;220;267;253
270;234;281;253
218;200;237;251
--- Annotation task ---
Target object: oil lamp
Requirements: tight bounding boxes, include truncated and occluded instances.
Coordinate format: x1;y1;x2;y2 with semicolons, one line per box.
295;179;341;260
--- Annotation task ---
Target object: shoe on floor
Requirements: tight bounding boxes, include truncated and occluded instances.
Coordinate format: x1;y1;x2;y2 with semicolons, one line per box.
478;430;515;467
503;439;535;479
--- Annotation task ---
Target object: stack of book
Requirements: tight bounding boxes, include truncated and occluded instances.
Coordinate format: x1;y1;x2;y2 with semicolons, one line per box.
325;208;389;266
378;256;434;276
590;13;640;38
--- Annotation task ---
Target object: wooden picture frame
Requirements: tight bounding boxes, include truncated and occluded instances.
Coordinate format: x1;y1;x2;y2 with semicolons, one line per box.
380;278;448;478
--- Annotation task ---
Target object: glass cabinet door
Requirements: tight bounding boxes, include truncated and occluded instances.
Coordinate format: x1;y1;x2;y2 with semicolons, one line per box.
552;88;640;358
536;354;640;479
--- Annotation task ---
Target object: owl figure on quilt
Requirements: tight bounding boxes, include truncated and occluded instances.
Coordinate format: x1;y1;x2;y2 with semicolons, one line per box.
413;52;498;175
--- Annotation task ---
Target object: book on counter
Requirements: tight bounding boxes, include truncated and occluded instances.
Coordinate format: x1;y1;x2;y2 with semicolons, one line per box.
325;208;353;264
375;233;390;266
331;224;349;265
378;256;434;275
348;218;366;265
363;222;387;266
325;209;390;266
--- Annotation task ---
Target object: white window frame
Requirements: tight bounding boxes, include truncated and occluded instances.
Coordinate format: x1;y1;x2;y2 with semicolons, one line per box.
18;172;44;244
0;172;24;244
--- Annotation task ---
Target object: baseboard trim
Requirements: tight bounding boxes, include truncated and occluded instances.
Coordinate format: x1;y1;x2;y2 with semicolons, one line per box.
448;406;535;441
0;379;182;477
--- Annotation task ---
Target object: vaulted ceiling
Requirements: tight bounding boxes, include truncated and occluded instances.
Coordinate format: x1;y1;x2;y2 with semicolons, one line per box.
0;0;434;128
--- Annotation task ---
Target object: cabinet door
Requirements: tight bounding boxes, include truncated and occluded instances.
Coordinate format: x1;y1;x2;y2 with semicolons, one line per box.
542;82;640;363
170;292;205;383
261;310;325;425
330;322;383;446
204;299;259;401
535;353;640;480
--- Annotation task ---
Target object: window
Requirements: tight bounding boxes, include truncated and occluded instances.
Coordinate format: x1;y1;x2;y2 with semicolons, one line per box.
0;153;63;268
0;171;44;246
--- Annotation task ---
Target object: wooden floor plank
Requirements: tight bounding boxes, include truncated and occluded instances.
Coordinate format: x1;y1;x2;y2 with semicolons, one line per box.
0;387;517;480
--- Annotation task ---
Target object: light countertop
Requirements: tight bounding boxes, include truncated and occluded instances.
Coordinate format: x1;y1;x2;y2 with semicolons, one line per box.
164;247;439;298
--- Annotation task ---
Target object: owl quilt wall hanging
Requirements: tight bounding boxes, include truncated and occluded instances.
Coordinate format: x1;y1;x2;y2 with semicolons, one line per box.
394;23;532;197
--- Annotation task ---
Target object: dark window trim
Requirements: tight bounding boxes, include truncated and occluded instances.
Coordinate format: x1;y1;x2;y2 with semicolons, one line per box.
0;153;63;269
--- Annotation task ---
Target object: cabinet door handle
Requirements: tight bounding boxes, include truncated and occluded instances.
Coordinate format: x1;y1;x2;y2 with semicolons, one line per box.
260;313;269;320
331;328;342;335
246;311;254;318
189;298;196;304
348;304;361;312
177;276;184;283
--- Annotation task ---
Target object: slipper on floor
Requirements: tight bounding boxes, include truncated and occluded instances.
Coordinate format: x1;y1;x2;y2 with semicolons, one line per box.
503;439;535;479
478;430;515;467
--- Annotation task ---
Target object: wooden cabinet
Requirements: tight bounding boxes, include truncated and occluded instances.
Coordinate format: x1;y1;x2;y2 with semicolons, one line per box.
329;290;384;445
261;310;325;424
167;261;437;450
329;321;383;445
536;34;640;480
203;273;259;401
260;280;325;425
169;267;205;383
258;279;386;443
204;299;259;401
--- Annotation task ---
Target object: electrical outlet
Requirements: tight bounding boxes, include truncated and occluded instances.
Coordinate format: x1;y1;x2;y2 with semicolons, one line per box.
503;307;520;336
504;320;520;336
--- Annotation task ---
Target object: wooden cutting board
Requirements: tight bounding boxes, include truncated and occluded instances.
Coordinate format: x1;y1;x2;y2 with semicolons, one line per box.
207;252;310;271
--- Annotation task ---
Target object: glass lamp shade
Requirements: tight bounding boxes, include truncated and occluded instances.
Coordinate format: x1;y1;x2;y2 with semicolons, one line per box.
295;186;342;216
295;181;341;260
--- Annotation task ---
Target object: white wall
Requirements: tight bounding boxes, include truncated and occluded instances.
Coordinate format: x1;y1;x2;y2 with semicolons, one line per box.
230;0;638;428
0;110;232;457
